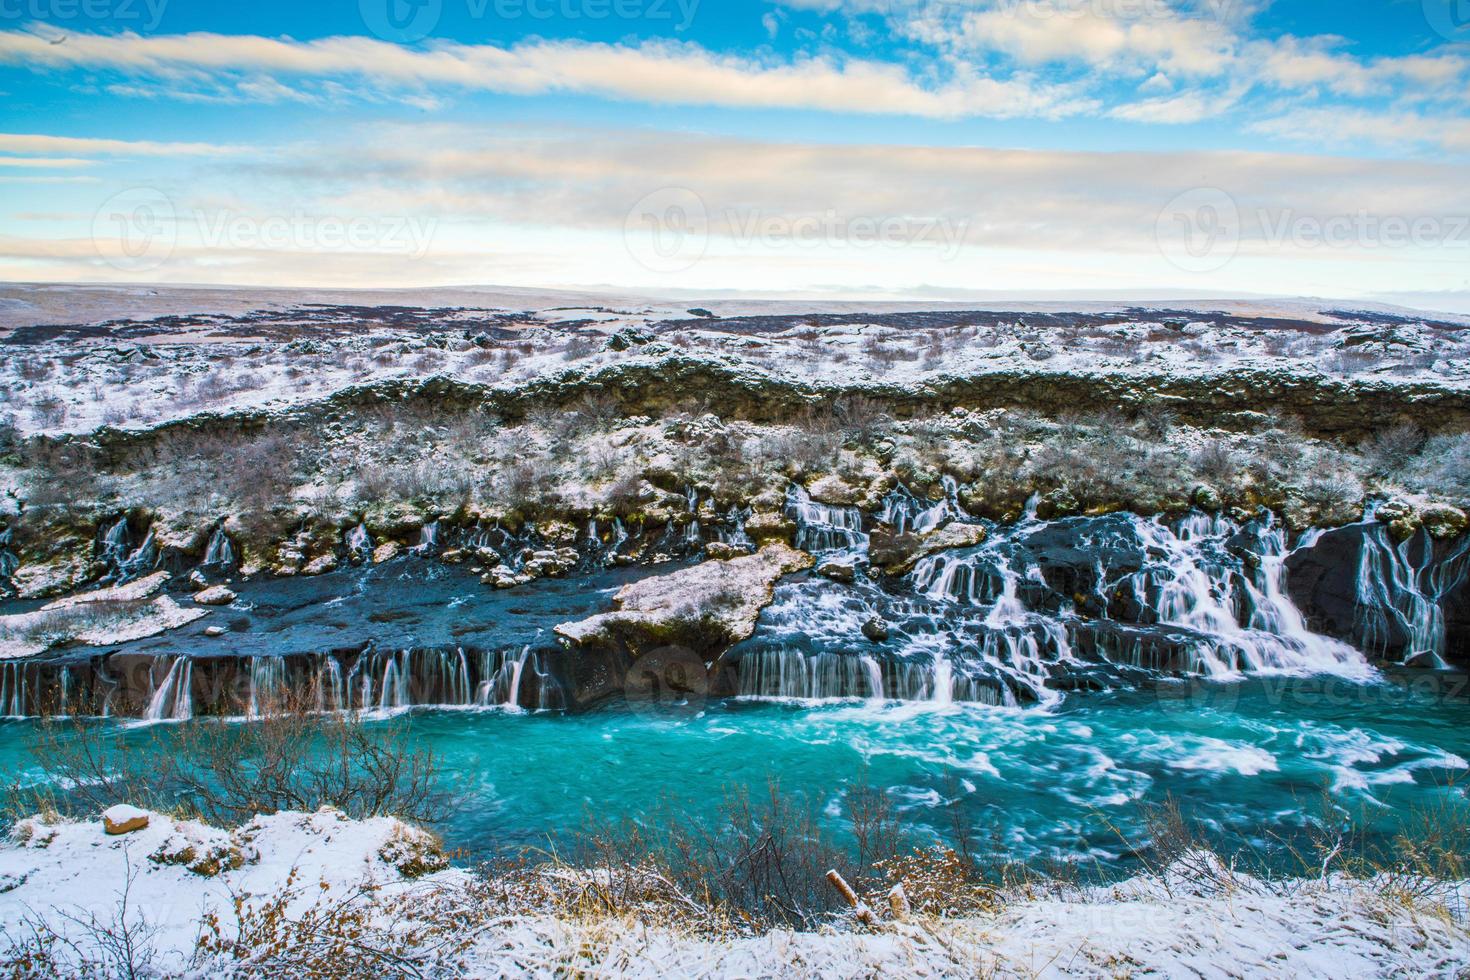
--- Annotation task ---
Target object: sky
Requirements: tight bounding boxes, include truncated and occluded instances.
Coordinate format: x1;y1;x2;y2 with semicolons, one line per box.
0;0;1468;305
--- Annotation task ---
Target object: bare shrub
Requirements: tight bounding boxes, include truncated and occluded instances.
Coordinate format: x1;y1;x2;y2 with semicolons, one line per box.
560;335;596;362
1192;438;1238;485
832;395;891;444
1300;469;1363;520
196;868;477;976
1362;423;1424;477
31;396;67;429
1402;433;1470;499
570;781;868;930
0;858;161;979
11;702;452;829
16;358;55;381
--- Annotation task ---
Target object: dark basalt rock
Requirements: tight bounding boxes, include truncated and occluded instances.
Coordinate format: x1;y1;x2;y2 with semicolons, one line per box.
1286;523;1470;667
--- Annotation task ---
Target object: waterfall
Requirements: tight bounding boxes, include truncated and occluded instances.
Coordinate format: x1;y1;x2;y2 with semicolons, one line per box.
143;658;193;722
99;518;158;581
0;527;18;579
203;527;235;569
1352;525;1470;666
345;523;373;560
737;649;882;700
733;504;1373;710
879;478;962;535
786;483;867;553
317;657;345;713
100;517;130;564
412;521;440;556
860;655;885;702
0;663;30;716
721;506;755;549
247;657;287;717
504;646;531;709
1119;514;1366;677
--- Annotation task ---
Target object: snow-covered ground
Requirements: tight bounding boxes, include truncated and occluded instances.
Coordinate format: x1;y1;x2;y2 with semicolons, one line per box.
2;809;1467;977
2;285;1467;438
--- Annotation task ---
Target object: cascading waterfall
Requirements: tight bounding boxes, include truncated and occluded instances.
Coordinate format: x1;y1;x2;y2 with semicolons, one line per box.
785;484;866;553
143;657;193;722
1353;524;1470;666
98;518;159;581
713;506;755;550
5;487;1458;721
345;523;373;560
100;517;129;565
880;477;964;535
412;521;440;556
734;493;1374;708
0;527;18;579
1118;514;1366;677
203;527;235;569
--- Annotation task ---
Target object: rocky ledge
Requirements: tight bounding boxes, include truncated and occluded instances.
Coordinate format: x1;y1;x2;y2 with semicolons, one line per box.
555;543;815;660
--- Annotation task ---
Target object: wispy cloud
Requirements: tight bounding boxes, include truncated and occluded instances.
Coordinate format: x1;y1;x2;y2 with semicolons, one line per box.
0;29;1095;120
0;156;94;168
0;132;241;157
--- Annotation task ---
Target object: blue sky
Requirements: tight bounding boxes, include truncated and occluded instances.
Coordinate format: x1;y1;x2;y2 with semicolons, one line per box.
1;0;1468;303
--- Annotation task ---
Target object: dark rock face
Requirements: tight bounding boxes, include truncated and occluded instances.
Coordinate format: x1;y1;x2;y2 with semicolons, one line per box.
868;528;922;570
1286;523;1470;667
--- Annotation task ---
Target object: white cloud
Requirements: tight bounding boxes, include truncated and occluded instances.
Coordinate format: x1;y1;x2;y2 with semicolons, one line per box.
8;126;1468;294
1250;108;1470;153
949;3;1239;77
0;156;93;168
0;133;239;157
1110;85;1243;123
0;28;1094;121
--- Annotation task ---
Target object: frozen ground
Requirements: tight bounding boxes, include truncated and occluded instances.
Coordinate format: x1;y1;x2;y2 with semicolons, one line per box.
1;809;1467;977
1;284;1467;438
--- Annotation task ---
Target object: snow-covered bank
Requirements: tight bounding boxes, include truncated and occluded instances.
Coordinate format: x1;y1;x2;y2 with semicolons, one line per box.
2;810;1467;978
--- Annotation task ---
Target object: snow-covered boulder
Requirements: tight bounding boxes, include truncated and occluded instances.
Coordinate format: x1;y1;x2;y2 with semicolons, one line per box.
555;543;814;658
102;804;150;836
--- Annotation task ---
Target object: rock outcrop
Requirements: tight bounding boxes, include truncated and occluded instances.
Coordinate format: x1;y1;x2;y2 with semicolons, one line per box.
0;572;207;659
870;521;987;575
1285;522;1470;667
555;543;814;660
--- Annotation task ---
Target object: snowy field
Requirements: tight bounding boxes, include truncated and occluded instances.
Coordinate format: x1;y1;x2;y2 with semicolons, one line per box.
2;285;1467;439
1;808;1467;978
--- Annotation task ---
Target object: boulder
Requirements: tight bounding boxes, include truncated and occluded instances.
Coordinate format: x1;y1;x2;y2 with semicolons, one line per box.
861;617;890;643
1422;504;1467;540
870;522;987;575
192;585;236;606
704;541;752;561
818;558;857;583
301;554;338;576
745;511;796;545
362;501;426;539
555;543;814;659
868;528;922;571
371;541;402;564
806;473;861;507
103;805;149;836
